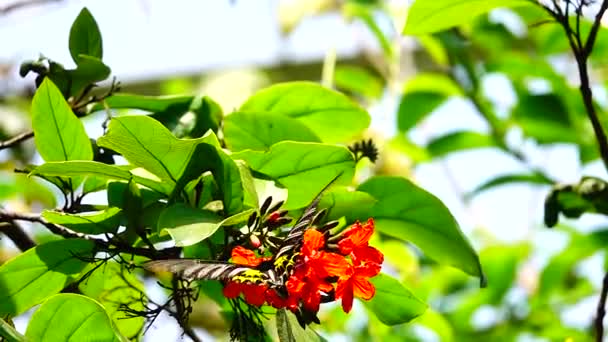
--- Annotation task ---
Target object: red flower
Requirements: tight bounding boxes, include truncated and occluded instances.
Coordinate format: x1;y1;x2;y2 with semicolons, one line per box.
223;282;267;306
338;219;384;266
222;246;272;307
335;219;384;313
230;245;270;266
285;229;349;312
335;262;380;313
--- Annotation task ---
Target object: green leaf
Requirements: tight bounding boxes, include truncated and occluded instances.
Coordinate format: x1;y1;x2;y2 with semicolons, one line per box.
171;136;244;215
466;172;554;199
403;0;532;35
0;318;27;342
31;78;93;162
512;94;580;144
403;73;462;96
0;239;94;316
427;131;498;157
318;188;377;222
97;116;232;199
69;7;103;61
234;142;355;209
69;55;111;93
363;274;427;325
224;112;321;152
94;93;193;113
241;82;370;143
398;92;447;133
334;65;384;99
25;294;120;342
79;262;144;339
358;176;484;282
189;96;223;137
276;309;326;342
158;204;254;246
42;207;123;234
236;160;259;209
31;161;171;194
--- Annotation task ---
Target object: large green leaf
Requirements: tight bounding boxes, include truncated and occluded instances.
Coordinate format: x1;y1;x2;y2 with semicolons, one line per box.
79;262;144;339
42;208;123;234
31;161;171;194
158;204;253;246
91;93;195;130
25;294;120;342
363;274;427;325
334;65;384;99
69;8;103;61
358;176;484;282
234;142;355;209
224;111;321;152
31;78;93;162
466;172;554;199
403;0;532;35
0;239;94;316
241;82;370;143
171;138;244;215
69;55;111;94
276;309;326;342
427;131;499;157
512;93;580;144
97;116;233;205
0;318;26;342
398;92;447;133
318;188;377;222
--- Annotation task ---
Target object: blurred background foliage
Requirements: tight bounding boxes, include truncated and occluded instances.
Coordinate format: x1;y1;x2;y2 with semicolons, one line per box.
2;0;608;341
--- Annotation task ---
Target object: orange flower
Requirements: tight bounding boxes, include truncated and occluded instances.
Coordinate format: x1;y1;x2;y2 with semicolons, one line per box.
335;262;380;313
223;246;272;307
284;229;349;312
338;219;384;266
230;245;270;266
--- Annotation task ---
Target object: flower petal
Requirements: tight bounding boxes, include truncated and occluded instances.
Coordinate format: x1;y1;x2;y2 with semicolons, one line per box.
222;281;243;298
302;229;325;256
316;252;351;277
337;279;354;313
353;246;384;268
243;284;267;306
231;246;260;266
353;276;375;300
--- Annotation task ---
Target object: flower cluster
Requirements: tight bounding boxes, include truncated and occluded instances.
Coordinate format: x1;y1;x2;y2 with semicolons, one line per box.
222;218;383;316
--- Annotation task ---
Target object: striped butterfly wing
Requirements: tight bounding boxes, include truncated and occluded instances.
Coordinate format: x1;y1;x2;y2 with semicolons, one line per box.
144;259;270;285
274;172;344;262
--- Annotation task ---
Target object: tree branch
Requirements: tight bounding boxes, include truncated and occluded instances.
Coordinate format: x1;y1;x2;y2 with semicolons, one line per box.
584;0;608;56
0;131;33;151
0;209;179;260
596;271;608;342
0;221;35;251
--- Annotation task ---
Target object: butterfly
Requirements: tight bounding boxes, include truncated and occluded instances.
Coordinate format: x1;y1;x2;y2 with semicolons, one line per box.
143;173;343;288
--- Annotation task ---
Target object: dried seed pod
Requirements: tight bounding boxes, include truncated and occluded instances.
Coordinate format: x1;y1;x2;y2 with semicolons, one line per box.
247;211;258;227
267;200;285;214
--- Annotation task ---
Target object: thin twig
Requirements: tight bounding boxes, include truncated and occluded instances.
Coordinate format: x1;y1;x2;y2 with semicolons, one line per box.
0;131;33;151
596;272;608;342
0;0;61;15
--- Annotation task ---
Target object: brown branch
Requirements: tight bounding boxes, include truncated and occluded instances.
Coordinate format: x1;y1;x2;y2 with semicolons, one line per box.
584;0;608;56
0;209;179;260
0;0;61;15
0;221;36;251
596;272;608;342
0;131;33;151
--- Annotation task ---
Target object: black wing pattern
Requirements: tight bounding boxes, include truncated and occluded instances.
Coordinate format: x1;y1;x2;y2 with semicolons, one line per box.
274;172;343;261
144;259;271;284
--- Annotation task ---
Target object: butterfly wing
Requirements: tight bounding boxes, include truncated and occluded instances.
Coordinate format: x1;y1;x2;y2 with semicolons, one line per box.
274;172;344;262
144;259;270;285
